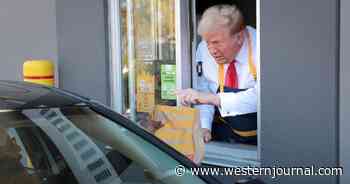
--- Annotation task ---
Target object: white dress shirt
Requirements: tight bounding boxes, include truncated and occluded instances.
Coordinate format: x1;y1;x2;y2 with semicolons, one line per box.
195;26;258;130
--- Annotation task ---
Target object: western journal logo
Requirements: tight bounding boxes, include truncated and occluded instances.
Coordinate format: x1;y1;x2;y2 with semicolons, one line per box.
175;165;343;179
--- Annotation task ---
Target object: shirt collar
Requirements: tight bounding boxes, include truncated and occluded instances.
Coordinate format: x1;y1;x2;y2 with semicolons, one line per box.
234;28;249;64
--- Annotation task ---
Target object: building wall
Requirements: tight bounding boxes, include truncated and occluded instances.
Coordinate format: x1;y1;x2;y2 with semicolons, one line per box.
0;0;58;81
56;0;110;105
261;0;339;183
340;0;349;183
0;0;110;105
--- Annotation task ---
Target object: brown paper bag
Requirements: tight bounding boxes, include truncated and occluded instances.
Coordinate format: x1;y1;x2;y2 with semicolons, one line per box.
150;105;205;164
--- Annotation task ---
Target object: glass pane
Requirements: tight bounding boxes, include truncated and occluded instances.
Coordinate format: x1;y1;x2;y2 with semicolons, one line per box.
120;0;177;124
0;107;206;184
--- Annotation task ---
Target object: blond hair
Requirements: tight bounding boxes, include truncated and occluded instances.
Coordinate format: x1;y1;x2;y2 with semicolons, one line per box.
197;4;245;36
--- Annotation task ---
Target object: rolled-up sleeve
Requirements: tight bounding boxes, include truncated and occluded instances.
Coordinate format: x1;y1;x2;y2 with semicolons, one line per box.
196;104;215;130
218;84;257;117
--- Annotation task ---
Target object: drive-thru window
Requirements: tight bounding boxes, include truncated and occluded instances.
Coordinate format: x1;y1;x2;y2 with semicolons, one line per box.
108;0;259;167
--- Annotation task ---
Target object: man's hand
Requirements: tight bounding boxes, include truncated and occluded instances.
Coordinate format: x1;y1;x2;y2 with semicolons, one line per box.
176;89;220;106
202;128;212;143
140;119;163;133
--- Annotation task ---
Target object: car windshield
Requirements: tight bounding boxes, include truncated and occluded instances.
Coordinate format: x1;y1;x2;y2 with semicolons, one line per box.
0;106;206;184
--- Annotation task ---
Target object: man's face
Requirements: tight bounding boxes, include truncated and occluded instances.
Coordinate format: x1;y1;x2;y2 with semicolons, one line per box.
202;28;243;64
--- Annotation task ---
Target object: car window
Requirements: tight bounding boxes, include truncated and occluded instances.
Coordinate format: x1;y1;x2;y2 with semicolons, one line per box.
0;107;206;184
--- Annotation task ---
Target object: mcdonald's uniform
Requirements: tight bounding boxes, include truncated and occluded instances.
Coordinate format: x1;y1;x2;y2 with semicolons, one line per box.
195;26;257;144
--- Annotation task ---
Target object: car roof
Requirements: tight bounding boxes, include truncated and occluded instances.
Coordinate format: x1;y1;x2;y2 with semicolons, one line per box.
0;80;87;110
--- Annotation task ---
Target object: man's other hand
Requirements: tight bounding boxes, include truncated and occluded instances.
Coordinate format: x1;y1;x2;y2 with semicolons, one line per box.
202;128;212;143
176;89;220;106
